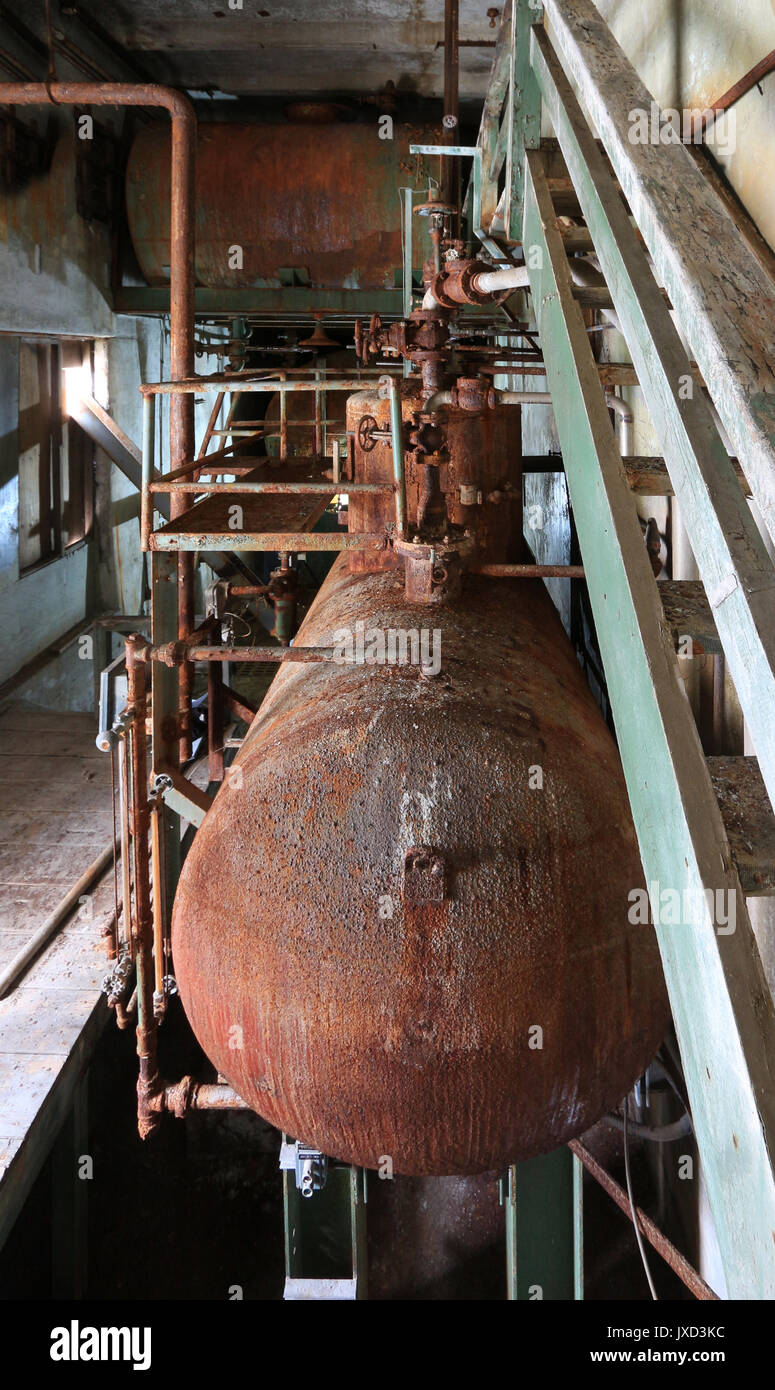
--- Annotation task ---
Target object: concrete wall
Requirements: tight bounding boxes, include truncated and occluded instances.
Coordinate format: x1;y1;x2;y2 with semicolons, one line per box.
0;122;217;713
593;0;775;252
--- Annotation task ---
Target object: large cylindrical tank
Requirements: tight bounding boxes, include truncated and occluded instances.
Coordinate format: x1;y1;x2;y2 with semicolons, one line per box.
126;120;432;290
171;559;668;1175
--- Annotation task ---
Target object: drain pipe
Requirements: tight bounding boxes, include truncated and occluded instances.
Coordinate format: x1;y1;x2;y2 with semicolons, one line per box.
605;391;634;456
0;82;197;761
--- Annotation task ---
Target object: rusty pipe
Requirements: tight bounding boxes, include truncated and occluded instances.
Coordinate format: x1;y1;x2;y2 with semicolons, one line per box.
0;83;196;759
126;632;159;1136
442;0;460;222
694;48;775;137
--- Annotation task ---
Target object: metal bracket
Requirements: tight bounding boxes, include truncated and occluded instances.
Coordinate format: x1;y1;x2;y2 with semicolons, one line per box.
403;846;446;904
279;1140;329;1198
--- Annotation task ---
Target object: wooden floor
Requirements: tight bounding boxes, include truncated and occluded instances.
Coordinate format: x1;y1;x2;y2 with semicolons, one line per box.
0;704;113;1249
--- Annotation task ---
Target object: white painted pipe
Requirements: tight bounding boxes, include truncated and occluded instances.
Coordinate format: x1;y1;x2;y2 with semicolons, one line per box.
470;264;531;295
605;391;634;456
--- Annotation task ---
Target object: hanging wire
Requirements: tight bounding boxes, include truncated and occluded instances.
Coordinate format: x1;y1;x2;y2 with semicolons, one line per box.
623;1102;659;1300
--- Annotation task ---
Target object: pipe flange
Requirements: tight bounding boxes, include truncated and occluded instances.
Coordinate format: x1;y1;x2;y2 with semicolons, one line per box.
429;258;494;308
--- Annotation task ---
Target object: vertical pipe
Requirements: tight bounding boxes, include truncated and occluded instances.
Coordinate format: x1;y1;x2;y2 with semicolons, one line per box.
141;392;154;553
402;186;414;319
125;636;158;1133
118;734;133;956
443;0;460;224
151;799;165;1006
279;372;288;458
167;96;196;764
389;378;407;537
314;369;322;456
207;628;225;784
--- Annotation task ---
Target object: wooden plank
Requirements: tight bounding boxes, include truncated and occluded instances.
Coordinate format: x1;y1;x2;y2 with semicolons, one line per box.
542;0;775;549
475;0;513;230
505;0;543;239
710;757;775;897
532;24;775;818
523;148;775;1298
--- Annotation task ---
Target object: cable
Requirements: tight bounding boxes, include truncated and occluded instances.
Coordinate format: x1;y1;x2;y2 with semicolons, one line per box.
604;1111;692;1142
623;1104;659;1300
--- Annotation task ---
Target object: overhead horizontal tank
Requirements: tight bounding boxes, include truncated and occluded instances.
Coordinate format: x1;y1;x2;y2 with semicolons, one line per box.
171;378;668;1176
126;119;432;290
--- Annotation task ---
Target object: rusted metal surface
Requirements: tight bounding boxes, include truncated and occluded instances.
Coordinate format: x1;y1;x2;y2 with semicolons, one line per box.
346;384;523;572
172;558;668;1176
569;1140;719;1300
187;646;336;664
474;563;585;577
126;121;432;291
152;529;385;554
125;634;159;1139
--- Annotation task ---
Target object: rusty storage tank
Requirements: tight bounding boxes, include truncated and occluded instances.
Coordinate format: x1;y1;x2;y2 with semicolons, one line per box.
126;119;431;290
171;386;668;1176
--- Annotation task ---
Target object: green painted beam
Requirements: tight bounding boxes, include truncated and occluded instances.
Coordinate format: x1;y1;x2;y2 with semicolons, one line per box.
113;287;405;317
542;0;775;550
530;26;775;818
505;1147;583;1299
523;148;775;1299
505;0;543;239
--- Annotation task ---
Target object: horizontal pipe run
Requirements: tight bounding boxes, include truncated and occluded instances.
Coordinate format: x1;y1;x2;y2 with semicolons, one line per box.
150;532;386;552
473;564;585;578
210;421;346;433
184;1084;249;1111
149;480;393;494
141;378;394;397
188;646;338;663
424;390;557;411
569;1141;718;1300
471;264;531;295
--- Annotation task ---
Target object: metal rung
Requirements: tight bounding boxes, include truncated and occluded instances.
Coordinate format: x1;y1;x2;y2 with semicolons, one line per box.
710;757;775;896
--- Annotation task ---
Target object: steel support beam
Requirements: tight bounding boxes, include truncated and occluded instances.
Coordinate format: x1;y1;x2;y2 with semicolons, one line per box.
524;147;775;1299
505;1147;583;1299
